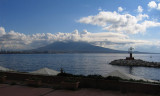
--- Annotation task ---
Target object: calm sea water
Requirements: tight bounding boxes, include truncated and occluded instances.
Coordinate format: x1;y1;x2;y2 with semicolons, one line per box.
0;53;160;80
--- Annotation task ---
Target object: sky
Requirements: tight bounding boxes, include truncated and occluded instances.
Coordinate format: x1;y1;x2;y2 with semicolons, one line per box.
1;0;160;52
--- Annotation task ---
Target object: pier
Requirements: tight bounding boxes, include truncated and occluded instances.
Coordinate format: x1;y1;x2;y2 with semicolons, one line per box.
110;47;160;68
110;59;160;68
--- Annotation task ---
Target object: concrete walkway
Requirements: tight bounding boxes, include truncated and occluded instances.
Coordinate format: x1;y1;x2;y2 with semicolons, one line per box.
0;84;156;96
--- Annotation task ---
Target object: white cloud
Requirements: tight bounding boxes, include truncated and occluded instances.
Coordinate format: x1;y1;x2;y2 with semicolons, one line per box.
98;7;102;11
137;6;143;13
78;11;159;34
118;7;123;12
0;27;160;53
147;1;160;10
148;1;157;8
157;3;160;10
136;14;149;21
0;27;6;36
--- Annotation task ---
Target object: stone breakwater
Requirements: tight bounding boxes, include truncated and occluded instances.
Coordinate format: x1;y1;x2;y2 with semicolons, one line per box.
110;59;160;68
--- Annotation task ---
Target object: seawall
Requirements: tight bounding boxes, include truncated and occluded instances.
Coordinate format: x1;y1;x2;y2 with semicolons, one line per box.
0;71;160;94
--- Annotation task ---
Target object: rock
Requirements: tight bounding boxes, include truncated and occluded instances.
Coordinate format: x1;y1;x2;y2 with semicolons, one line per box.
110;59;160;68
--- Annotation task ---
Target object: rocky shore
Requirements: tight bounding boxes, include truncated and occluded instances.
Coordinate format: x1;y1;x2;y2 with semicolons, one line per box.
110;59;160;68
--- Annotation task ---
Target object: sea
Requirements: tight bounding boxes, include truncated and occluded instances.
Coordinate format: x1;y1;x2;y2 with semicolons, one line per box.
0;53;160;80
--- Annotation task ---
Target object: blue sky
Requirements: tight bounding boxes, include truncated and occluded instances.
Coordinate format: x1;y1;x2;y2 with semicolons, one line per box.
1;0;160;52
0;0;151;34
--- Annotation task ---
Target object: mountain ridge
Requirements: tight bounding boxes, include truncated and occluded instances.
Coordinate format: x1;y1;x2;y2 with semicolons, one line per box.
0;41;155;54
31;41;127;53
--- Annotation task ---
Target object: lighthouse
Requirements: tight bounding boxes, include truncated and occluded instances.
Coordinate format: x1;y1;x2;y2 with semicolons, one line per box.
126;47;134;60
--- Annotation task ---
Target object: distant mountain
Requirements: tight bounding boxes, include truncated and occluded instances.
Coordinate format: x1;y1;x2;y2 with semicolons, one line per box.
31;41;127;53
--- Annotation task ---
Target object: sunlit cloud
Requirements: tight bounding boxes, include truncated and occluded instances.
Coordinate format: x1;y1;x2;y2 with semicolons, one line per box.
78;11;160;34
137;6;143;13
157;3;160;10
118;7;123;12
148;1;160;10
0;27;160;52
148;1;157;9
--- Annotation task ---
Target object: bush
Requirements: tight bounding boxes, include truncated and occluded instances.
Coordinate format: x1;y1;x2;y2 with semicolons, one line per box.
87;75;103;79
57;72;74;77
105;76;123;80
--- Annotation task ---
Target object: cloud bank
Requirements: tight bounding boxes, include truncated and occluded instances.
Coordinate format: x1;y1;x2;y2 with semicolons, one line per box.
78;11;160;34
0;27;160;52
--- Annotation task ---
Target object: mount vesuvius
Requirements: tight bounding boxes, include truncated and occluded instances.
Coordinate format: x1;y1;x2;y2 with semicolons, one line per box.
31;41;127;53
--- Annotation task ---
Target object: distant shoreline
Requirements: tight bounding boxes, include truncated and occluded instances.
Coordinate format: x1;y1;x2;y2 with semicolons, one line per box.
0;52;160;54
